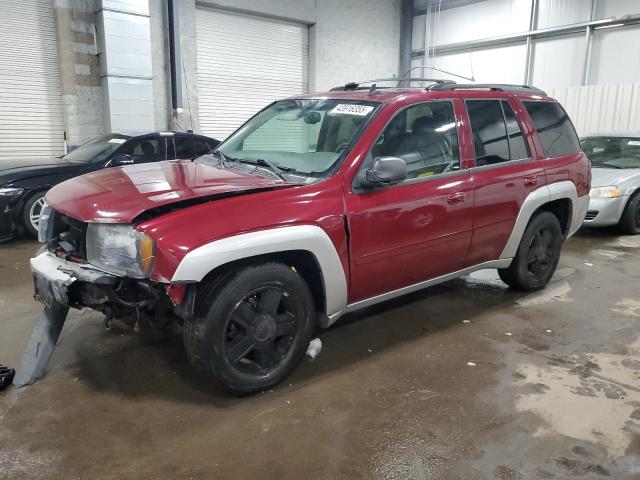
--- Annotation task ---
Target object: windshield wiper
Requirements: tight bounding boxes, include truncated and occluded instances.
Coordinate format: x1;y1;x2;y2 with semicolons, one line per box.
242;158;288;181
208;149;239;168
591;160;622;169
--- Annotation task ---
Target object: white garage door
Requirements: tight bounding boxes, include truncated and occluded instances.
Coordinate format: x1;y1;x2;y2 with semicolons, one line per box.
0;0;65;160
196;8;309;141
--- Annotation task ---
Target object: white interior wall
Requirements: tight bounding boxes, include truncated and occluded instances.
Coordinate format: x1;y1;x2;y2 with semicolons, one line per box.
412;0;640;133
531;34;586;89
413;0;640;90
589;26;640;85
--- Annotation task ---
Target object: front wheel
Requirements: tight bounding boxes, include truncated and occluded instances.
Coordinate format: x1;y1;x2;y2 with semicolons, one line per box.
618;191;640;235
184;262;316;395
498;211;563;291
22;190;47;239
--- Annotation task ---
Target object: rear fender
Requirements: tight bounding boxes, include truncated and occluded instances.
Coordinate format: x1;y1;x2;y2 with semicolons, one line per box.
500;180;587;259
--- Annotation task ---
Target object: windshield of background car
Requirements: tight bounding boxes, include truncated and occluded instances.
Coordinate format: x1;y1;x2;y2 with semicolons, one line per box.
63;134;129;163
581;136;640;169
217;99;380;176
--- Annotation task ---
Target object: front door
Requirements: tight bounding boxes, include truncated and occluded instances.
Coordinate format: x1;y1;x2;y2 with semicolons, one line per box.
345;100;474;303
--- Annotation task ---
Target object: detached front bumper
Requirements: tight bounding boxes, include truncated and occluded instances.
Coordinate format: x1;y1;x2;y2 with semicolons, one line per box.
30;251;118;308
583;195;628;227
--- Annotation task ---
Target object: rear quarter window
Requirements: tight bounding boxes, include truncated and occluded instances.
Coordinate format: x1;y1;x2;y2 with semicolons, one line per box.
523;101;581;158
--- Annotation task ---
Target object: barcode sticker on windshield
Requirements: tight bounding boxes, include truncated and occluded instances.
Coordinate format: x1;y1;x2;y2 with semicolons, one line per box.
628;140;640;146
108;138;127;144
329;104;374;116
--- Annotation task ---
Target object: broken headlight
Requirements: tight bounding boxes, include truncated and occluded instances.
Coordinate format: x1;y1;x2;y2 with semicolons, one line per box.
86;224;155;278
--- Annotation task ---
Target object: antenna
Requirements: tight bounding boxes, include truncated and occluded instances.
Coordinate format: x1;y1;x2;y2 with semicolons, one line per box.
368;83;378;95
399;66;475;82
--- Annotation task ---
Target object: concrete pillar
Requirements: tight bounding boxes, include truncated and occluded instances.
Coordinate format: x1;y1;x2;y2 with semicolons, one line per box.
54;0;105;146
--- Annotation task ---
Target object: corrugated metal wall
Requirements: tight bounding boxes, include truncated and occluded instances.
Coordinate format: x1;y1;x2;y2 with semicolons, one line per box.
549;83;640;136
0;0;65;160
196;8;309;141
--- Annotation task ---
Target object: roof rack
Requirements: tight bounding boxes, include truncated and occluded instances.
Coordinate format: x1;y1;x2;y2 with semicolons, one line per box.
330;78;454;91
428;83;547;95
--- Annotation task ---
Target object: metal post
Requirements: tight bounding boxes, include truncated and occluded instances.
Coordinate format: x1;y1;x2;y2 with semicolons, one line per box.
167;0;182;111
399;0;414;85
583;0;597;86
524;0;539;85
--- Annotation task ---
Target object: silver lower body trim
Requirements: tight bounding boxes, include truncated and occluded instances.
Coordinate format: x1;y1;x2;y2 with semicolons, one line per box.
326;258;512;326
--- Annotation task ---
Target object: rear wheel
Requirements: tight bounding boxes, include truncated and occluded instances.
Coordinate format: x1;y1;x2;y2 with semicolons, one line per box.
184;262;315;395
22;190;47;239
498;211;563;291
618;191;640;235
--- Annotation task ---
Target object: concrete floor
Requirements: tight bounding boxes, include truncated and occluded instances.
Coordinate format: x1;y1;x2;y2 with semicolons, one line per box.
1;231;640;479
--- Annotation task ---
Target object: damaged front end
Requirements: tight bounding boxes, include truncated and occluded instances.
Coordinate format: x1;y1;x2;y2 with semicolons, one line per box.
16;207;187;387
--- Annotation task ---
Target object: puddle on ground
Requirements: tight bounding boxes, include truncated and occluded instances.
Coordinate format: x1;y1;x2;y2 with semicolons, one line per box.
514;338;640;457
607;236;640;249
516;281;572;307
611;298;640;318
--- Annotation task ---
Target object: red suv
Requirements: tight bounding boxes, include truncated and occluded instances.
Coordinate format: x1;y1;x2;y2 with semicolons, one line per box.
31;81;590;394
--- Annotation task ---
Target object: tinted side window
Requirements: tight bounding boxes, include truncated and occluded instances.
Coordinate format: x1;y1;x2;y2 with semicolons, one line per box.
120;138;167;163
372;101;460;179
193;138;212;156
173;137;194;159
466;100;510;165
502;101;529;160
523;101;580;157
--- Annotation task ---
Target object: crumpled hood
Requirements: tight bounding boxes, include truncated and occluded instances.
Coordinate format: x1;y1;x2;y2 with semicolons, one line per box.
46;160;295;223
591;168;640;187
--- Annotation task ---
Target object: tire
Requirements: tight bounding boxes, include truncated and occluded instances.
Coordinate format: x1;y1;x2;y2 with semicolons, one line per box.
22;190;47;239
498;211;563;292
184;262;316;396
618;191;640;235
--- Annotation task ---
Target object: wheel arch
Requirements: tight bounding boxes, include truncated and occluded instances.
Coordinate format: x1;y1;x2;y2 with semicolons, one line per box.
500;181;587;259
171;225;348;317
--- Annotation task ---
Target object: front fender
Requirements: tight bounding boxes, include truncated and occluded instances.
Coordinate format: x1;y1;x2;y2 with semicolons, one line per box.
170;225;348;316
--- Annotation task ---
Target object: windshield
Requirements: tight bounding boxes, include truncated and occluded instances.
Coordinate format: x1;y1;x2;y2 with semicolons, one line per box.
63;134;130;163
581;136;640;169
216;99;379;176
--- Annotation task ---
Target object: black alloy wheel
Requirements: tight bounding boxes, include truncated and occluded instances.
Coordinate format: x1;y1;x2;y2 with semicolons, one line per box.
224;287;298;374
184;262;315;395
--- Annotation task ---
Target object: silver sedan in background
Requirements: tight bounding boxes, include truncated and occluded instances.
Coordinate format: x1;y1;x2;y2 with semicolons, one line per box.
582;133;640;234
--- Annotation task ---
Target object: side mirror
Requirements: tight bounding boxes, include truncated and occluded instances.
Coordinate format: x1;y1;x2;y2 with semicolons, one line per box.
358;156;407;189
109;153;134;167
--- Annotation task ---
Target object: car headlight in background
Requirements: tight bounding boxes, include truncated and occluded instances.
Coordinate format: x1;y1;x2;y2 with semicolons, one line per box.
86;224;155;278
590;186;621;198
0;187;24;196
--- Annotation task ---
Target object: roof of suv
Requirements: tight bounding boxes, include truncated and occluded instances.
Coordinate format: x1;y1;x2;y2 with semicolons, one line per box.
293;83;553;104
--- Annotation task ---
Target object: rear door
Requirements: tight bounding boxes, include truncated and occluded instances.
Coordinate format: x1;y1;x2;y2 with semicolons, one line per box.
345;99;474;302
465;97;545;265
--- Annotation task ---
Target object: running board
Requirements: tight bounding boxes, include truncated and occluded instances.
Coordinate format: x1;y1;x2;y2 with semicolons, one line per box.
326;259;512;326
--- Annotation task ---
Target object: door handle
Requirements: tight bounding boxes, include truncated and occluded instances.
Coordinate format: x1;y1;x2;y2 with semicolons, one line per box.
447;191;466;205
524;175;538;187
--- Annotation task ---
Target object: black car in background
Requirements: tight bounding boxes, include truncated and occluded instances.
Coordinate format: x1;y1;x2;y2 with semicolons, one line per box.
0;131;219;241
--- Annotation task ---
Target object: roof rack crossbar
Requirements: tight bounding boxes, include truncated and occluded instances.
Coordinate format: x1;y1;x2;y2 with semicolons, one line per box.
330;77;456;91
428;83;547;95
